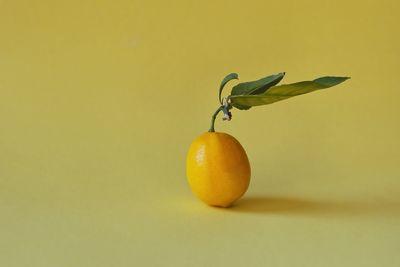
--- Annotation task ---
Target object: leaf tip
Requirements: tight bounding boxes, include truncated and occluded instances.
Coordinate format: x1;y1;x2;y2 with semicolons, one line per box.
313;76;351;87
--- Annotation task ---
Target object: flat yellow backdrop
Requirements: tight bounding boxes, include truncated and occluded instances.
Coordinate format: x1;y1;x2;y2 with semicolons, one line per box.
1;1;399;266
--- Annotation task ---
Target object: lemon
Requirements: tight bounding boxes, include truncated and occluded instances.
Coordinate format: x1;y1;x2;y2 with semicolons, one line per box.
186;132;251;207
185;72;349;208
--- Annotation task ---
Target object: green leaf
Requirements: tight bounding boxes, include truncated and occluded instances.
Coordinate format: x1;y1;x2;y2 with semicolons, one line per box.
230;76;350;109
219;73;238;104
231;72;285;97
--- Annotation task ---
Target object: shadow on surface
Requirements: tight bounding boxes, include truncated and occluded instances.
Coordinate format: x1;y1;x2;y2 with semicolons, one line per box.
230;196;400;217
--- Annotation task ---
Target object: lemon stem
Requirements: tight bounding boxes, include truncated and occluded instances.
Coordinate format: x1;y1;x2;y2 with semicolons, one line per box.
208;106;223;132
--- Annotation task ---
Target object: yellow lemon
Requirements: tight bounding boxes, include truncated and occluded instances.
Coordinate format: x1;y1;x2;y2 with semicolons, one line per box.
186;132;251;207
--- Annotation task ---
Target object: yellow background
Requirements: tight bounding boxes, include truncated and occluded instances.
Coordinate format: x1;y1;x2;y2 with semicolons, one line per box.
1;0;399;266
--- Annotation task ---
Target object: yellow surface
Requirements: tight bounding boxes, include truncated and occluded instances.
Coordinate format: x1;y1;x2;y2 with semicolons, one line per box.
1;1;399;266
187;132;250;207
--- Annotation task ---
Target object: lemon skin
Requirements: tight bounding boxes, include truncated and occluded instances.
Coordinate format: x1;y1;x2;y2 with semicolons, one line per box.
186;132;251;207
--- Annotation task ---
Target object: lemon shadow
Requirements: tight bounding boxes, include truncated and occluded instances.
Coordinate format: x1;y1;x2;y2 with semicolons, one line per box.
230;196;400;217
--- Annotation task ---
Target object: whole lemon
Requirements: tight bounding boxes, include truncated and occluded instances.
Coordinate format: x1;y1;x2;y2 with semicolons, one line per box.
186;132;251;207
